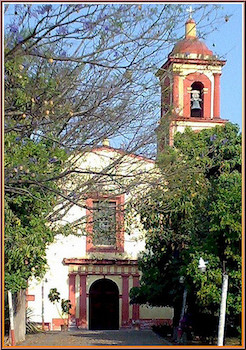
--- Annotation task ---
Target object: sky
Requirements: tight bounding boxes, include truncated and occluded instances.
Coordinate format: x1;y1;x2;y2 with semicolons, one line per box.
3;2;243;133
202;3;243;129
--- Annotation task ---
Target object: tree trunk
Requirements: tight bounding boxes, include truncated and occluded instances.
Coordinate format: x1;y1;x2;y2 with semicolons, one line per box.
12;290;26;343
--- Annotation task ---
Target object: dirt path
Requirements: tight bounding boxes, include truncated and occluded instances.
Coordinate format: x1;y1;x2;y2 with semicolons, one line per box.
17;329;172;347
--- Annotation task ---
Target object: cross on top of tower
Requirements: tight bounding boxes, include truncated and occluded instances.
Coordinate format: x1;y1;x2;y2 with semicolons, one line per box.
186;5;194;19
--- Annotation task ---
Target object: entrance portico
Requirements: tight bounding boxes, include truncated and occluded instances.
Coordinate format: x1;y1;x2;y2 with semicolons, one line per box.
64;258;140;330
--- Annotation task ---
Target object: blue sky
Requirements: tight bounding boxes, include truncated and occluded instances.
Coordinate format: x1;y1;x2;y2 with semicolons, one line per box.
4;3;243;132
203;3;243;129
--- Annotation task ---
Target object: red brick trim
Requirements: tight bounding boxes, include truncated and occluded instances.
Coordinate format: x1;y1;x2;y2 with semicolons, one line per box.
136;319;173;329
160;57;226;71
86;194;125;253
25;289;35;308
26;295;35;302
52;318;67;331
63;258;138;266
35;322;50;331
170;117;228;123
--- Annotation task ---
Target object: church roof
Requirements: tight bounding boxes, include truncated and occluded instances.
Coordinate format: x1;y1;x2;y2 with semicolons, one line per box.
170;18;213;56
170;37;213;56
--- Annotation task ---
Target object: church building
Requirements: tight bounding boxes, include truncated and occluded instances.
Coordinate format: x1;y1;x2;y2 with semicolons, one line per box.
27;16;227;331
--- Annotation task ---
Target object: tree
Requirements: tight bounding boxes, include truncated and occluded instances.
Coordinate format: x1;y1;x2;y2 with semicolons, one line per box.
4;3;228;292
4;132;68;292
3;4;230;341
129;123;242;339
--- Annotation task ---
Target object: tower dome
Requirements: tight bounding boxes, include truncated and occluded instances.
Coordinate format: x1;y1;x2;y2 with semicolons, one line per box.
171;37;213;56
170;18;213;57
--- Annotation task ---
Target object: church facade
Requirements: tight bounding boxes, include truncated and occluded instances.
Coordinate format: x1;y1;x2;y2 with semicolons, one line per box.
27;17;227;331
27;146;174;330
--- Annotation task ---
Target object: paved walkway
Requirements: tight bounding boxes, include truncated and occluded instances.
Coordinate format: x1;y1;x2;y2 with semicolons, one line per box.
18;329;172;347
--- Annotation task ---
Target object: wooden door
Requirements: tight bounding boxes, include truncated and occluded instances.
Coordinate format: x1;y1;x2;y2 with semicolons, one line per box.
89;278;119;330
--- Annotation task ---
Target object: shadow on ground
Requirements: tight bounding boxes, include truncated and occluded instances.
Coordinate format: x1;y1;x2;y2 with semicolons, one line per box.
18;329;172;347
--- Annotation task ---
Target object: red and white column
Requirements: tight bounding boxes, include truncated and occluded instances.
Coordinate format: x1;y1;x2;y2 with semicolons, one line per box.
121;274;129;327
79;274;87;328
132;275;140;321
172;74;179;112
68;273;76;327
213;73;221;119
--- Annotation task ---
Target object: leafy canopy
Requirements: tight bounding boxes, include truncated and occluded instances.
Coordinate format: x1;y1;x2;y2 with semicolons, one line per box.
130;123;241;330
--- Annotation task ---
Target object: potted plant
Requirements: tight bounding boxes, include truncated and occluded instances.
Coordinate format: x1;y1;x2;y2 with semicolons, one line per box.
48;288;72;331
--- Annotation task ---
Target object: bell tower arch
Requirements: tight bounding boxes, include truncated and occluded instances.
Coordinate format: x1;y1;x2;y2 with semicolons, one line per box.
156;15;228;146
190;81;204;118
183;72;211;119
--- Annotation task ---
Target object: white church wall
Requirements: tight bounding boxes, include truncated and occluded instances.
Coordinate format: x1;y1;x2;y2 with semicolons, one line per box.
28;232;87;325
27;148;158;327
174;120;226;134
140;305;174;320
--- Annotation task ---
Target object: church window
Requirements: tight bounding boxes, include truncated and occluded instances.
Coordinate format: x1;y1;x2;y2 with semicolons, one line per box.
86;195;124;252
92;200;117;246
190;82;204;118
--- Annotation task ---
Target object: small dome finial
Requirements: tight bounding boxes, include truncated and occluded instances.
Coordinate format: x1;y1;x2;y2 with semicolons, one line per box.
185;6;196;38
102;138;110;147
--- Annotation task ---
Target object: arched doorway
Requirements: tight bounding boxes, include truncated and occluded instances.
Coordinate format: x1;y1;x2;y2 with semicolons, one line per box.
89;278;119;330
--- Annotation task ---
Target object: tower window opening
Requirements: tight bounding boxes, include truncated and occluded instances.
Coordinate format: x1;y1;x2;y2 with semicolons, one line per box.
190;82;204;118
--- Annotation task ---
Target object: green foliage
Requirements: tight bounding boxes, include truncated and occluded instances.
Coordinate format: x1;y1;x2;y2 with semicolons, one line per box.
130;123;241;331
5;132;67;293
5;138;67;292
26;308;42;334
48;288;71;318
48;288;60;304
61;299;72;315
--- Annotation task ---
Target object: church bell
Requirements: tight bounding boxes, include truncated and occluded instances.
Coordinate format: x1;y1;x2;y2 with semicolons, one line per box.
191;99;201;110
191;89;202;110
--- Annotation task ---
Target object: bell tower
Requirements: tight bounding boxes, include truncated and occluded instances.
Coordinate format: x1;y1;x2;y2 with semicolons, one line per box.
157;13;228;146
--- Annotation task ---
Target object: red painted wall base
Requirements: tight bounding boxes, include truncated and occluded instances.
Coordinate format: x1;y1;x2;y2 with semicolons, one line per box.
10;329;16;346
120;319;172;330
52;318;68;331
